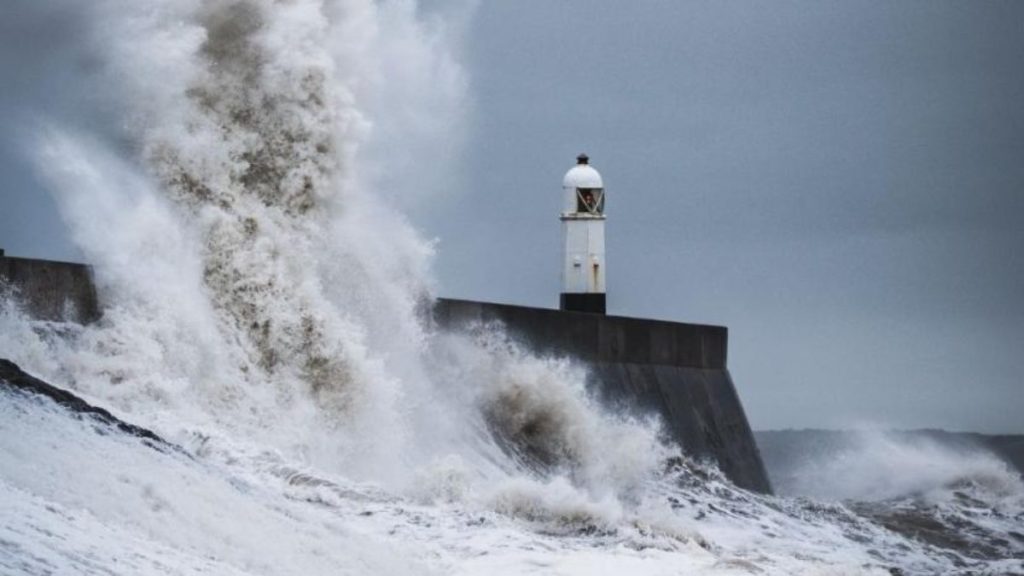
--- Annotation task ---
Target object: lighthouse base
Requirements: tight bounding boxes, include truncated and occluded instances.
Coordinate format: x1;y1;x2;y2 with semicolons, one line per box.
560;293;606;314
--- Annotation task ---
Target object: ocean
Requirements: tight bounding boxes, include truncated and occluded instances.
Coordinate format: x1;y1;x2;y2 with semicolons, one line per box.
2;1;1022;574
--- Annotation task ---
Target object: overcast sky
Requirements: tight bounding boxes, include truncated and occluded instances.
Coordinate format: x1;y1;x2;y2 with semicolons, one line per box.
2;1;1022;433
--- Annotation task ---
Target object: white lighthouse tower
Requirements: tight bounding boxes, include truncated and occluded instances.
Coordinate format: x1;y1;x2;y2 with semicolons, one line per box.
560;153;606;314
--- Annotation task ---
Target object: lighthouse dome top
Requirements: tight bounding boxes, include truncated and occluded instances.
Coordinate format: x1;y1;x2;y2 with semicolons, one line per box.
563;153;603;189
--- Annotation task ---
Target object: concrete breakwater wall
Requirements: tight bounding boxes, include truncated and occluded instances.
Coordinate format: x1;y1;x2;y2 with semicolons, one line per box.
434;298;772;493
0;250;100;323
0;252;771;493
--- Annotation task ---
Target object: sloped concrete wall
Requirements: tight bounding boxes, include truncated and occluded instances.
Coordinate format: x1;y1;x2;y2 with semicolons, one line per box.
0;252;100;324
434;298;772;494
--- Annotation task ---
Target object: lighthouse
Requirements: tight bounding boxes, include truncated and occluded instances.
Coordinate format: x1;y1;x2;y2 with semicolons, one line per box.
560;153;606;314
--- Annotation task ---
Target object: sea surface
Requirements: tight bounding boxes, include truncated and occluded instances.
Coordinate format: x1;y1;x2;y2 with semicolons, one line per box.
2;1;1023;573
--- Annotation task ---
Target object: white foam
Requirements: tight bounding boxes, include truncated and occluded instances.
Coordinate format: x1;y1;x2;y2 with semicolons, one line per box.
782;430;1024;502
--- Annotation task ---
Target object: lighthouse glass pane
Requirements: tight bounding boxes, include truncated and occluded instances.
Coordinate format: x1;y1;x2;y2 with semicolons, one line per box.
576;188;604;214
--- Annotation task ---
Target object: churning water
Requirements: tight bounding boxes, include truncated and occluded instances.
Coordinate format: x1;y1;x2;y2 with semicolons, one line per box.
1;1;1022;574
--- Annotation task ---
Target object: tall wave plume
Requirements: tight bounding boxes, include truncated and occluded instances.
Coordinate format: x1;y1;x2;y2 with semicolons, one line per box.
5;0;674;505
10;0;439;476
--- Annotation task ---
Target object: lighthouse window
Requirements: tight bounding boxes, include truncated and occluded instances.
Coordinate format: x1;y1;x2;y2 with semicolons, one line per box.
576;188;604;214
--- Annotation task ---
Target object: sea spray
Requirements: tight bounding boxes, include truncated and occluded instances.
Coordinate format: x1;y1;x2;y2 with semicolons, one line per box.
16;0;676;503
779;429;1024;502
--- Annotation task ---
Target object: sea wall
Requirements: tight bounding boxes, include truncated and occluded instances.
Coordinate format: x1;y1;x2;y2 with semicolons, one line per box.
434;298;772;493
0;250;100;324
0;251;771;493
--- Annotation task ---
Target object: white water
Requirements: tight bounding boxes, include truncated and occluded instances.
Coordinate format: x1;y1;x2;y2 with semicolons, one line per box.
2;1;1022;574
780;430;1024;502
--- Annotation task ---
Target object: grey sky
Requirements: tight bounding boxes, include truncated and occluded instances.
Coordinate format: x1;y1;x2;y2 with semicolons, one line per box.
2;1;1023;432
421;0;1024;433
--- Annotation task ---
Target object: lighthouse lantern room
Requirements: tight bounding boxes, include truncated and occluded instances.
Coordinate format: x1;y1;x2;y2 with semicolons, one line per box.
560;153;606;314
